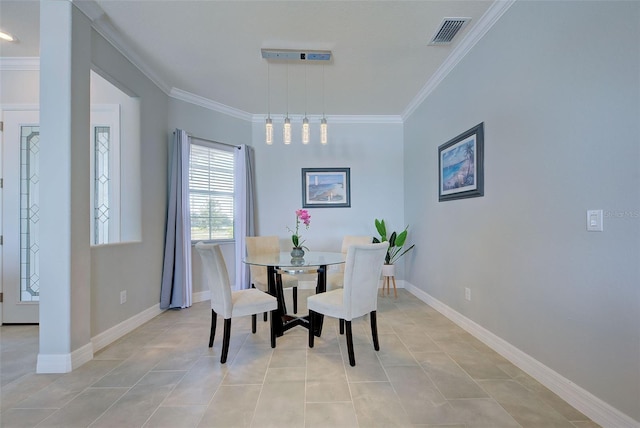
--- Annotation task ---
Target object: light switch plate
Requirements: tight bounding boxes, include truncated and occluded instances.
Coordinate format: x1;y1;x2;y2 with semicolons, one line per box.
586;209;603;232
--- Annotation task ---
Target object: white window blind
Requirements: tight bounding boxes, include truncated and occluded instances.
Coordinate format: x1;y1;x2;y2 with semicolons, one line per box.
189;142;235;241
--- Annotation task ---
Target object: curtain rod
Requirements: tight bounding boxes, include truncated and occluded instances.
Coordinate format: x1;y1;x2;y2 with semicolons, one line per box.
189;134;241;150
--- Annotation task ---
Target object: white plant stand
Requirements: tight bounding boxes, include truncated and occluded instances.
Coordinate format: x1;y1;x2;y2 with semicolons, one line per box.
381;264;397;298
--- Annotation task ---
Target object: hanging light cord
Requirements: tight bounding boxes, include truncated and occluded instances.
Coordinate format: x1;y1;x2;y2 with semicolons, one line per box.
305;63;308;116
322;64;325;118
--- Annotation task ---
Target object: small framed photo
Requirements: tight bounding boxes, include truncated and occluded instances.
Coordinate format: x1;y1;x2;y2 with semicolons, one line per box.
302;167;351;208
438;123;484;202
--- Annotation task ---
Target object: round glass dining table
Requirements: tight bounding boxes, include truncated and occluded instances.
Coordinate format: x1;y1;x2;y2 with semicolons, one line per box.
243;251;346;337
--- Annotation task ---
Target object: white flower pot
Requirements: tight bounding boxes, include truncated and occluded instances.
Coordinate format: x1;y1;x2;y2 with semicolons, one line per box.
381;264;395;277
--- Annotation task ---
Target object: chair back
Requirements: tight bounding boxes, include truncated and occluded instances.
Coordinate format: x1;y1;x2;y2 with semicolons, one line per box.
338;236;373;273
246;236;280;288
195;242;233;318
341;235;373;253
342;242;389;320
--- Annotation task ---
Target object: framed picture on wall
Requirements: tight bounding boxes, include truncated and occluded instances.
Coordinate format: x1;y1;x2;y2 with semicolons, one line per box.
438;123;484;202
302;167;351;208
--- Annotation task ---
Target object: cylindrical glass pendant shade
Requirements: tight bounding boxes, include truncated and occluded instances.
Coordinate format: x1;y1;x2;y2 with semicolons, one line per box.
265;117;273;145
320;117;328;145
283;117;291;144
302;117;310;144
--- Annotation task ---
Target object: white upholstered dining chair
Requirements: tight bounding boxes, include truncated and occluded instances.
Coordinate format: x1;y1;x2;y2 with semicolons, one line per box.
307;242;388;366
246;236;300;314
195;242;277;364
326;235;373;291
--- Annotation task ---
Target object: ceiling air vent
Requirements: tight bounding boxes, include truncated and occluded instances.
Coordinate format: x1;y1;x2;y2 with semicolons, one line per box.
429;17;471;45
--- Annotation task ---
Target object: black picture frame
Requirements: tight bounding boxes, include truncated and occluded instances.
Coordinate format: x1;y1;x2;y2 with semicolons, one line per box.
302;167;351;208
438;123;484;202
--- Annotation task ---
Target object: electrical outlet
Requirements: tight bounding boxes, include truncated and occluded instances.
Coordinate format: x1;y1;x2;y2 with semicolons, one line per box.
464;287;471;301
120;290;127;304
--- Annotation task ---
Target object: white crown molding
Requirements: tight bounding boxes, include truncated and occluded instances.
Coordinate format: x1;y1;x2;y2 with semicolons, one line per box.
310;115;403;125
402;0;517;120
72;0;105;21
404;282;639;428
55;0;512;125
74;0;172;95
170;88;254;122
92;19;172;95
0;57;40;71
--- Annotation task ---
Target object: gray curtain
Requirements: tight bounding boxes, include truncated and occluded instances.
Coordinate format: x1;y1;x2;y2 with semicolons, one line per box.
160;129;193;309
234;144;256;290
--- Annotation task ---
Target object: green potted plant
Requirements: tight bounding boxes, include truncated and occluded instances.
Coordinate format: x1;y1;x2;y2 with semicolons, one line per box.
373;219;415;297
372;218;415;265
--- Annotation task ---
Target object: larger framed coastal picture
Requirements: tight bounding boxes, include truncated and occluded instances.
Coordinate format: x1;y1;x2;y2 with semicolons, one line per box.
302;167;351;208
438;123;484;202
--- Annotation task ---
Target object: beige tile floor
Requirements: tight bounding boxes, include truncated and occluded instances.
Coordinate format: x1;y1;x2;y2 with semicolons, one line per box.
1;289;600;428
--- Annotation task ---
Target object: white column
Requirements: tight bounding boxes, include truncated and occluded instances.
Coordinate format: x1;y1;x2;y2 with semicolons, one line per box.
37;0;93;373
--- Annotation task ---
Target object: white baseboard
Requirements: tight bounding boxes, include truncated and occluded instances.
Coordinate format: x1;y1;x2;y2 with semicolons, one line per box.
91;303;164;354
36;353;72;374
35;304;163;374
404;283;639;428
36;341;93;374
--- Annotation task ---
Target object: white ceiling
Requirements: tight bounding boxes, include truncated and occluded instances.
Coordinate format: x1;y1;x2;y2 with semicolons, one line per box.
0;0;507;118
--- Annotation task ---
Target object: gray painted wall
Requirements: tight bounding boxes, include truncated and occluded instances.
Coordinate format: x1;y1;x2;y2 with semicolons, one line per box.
0;57;164;339
89;29;169;337
403;1;639;421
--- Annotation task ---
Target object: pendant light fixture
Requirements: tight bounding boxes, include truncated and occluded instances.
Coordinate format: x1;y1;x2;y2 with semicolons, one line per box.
302;64;310;144
283;63;292;144
265;62;273;145
320;64;328;145
284;117;291;144
266;117;273;145
260;48;332;146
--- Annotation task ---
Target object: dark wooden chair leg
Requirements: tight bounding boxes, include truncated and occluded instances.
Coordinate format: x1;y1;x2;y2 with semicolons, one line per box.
209;309;217;348
293;286;298;314
308;310;315;348
370;311;380;351
253;283;268;322
339;319;345;335
252;314;257;333
270;311;276;348
221;318;231;364
345;320;356;366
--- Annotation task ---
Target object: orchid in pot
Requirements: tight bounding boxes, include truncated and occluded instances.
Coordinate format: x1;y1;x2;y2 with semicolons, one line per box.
287;209;311;258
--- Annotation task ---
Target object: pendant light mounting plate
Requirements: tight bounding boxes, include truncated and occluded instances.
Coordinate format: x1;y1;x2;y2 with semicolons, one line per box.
261;48;331;62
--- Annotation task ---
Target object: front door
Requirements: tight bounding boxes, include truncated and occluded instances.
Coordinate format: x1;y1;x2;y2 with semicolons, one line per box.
1;110;40;324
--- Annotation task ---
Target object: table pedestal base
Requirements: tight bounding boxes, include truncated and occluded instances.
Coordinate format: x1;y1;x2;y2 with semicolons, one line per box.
268;265;326;337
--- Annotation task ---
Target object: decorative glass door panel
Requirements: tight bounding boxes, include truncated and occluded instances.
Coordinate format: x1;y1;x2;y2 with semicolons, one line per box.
20;126;40;302
94;126;110;245
2;110;40;323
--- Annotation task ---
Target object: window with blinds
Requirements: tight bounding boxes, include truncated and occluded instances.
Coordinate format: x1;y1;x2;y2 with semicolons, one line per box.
189;143;235;241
